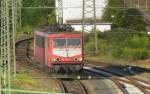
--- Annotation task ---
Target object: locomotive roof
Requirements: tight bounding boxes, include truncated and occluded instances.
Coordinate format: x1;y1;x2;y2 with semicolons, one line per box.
36;24;81;34
37;30;82;34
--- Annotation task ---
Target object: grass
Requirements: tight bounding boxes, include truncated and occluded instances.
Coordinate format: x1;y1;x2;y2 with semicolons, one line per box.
11;73;56;94
11;73;39;90
13;73;38;86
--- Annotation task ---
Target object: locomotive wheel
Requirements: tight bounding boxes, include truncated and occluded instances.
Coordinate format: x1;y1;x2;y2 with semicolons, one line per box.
75;70;79;75
75;69;83;75
66;68;70;75
60;67;65;74
67;67;72;75
48;68;54;73
79;69;83;75
54;69;59;73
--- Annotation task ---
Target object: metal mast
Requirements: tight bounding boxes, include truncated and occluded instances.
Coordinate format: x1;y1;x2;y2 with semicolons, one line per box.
82;0;98;54
0;0;18;93
12;0;19;77
57;0;63;24
0;0;11;93
17;0;22;27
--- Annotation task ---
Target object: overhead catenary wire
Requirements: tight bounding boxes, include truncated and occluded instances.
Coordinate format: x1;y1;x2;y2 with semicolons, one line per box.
0;6;149;9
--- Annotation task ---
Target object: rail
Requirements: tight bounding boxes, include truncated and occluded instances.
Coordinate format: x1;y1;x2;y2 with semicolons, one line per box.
59;80;89;94
84;66;150;94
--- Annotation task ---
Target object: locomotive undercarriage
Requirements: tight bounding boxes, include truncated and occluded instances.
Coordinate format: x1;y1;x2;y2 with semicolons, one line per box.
52;64;84;74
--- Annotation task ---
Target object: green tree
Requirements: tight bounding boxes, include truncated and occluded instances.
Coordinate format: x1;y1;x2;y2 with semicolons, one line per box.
21;0;56;32
123;9;146;31
102;0;146;31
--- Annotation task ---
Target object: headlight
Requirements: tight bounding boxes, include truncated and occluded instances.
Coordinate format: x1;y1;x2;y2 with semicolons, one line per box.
52;58;60;62
75;58;83;61
78;58;83;61
51;58;56;62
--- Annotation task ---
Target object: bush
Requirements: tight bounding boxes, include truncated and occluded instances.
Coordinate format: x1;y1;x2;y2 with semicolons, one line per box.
111;47;122;58
122;35;150;49
22;25;33;33
97;39;110;56
85;40;95;54
85;29;150;61
84;32;91;42
121;48;149;61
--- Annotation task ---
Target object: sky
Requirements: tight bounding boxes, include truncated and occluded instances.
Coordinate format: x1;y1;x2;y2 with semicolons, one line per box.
55;0;108;23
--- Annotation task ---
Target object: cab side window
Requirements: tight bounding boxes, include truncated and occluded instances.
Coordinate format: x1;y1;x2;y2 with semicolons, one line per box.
48;38;50;47
36;35;44;47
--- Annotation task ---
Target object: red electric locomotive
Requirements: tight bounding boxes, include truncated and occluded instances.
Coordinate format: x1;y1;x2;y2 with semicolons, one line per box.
34;26;84;73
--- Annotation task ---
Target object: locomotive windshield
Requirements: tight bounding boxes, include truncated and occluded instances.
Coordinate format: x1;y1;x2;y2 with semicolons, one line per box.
67;38;81;47
53;38;66;47
53;38;81;48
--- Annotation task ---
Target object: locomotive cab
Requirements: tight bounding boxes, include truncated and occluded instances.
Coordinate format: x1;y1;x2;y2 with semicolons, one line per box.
51;34;83;73
34;30;84;74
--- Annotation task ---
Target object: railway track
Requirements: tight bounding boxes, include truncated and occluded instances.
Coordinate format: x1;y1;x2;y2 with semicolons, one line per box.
16;38;33;62
58;80;89;94
84;66;150;94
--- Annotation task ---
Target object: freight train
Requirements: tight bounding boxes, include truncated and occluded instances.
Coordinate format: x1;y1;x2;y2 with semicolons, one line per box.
34;25;84;74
